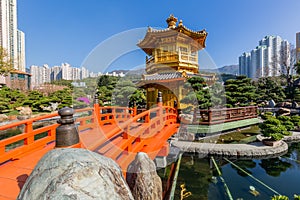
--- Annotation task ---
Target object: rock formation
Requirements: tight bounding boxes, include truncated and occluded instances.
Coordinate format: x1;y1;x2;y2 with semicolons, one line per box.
126;152;162;200
18;148;134;200
0;114;8;122
17;106;32;116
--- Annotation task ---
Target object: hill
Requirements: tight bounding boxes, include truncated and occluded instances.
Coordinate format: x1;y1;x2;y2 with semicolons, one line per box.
201;65;239;75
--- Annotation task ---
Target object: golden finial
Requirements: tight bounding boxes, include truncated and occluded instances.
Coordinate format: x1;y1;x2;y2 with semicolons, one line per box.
166;14;178;29
178;19;183;26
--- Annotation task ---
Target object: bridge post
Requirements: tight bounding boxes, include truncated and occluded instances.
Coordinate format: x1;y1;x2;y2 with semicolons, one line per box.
157;91;163;107
55;107;80;148
94;91;101;124
157;91;163;119
133;101;137;117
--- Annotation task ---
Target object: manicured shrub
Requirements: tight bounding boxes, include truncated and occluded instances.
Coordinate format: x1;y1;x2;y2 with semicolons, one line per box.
282;121;295;131
291;116;300;127
277;115;291;122
261;111;273;120
259;117;290;141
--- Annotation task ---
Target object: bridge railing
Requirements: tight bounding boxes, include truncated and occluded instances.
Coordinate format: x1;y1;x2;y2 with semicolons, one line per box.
88;105;178;168
193;106;258;125
0;107;102;164
0;101;178;166
97;106;136;126
0;112;59;164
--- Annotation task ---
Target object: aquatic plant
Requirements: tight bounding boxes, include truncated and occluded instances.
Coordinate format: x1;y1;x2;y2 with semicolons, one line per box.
271;195;289;200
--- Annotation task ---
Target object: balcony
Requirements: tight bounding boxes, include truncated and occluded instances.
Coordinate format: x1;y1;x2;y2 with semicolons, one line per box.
146;51;198;66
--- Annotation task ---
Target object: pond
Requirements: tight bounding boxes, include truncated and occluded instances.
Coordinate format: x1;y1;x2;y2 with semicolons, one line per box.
173;142;300;200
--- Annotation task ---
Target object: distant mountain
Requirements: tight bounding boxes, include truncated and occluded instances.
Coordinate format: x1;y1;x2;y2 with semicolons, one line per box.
109;68;146;75
201;65;239;75
109;69;129;74
110;65;239;76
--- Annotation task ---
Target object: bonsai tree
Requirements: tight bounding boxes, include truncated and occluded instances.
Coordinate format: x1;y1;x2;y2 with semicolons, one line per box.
259;117;291;141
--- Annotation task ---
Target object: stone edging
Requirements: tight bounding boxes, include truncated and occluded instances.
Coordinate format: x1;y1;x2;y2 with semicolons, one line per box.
170;140;288;159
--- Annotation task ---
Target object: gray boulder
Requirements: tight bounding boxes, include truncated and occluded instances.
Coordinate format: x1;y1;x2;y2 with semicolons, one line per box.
126;152;162;200
18;148;134;200
0;114;8;121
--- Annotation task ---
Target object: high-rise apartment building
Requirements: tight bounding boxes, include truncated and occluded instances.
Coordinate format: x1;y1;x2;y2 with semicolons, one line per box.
239;35;291;79
30;64;50;88
239;52;250;77
297;32;300;62
0;0;25;71
17;29;25;71
81;67;89;79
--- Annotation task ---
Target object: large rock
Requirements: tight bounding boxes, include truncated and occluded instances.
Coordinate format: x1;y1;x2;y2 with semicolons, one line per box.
18;148;134;200
0;114;8;122
277;107;291;116
126;152;162;200
179;114;193;124
175;125;195;141
17;106;32;116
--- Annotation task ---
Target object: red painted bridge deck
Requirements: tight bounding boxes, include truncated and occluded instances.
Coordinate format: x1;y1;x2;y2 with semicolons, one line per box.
0;105;179;199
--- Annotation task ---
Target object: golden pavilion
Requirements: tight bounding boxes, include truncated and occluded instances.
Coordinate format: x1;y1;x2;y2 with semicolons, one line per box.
138;15;216;109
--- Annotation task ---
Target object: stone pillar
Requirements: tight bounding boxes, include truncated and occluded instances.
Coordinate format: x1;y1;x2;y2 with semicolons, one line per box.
55;107;80;148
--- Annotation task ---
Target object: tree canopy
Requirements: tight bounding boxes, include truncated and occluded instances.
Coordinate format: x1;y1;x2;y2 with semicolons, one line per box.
0;46;14;76
254;76;286;104
224;75;257;107
180;77;212;109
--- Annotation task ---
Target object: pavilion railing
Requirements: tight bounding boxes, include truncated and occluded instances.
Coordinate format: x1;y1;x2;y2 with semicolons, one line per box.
193;106;258;125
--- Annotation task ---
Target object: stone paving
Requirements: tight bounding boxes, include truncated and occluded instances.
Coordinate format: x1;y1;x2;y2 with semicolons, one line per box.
170;132;300;159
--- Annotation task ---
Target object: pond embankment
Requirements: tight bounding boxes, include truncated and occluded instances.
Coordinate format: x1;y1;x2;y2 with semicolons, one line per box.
171;132;300;158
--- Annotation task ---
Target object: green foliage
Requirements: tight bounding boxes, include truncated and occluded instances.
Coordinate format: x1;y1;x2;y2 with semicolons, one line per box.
276;116;295;132
210;82;226;108
224;75;257;107
261;112;273;120
180;77;212;109
96;75;120;105
294;60;300;75
255;77;286;104
50;79;73;88
0;46;14;76
0;84;73;113
282;121;295;131
259;117;288;141
294;194;300;200
271;195;289;200
291;115;300;127
129;89;146;108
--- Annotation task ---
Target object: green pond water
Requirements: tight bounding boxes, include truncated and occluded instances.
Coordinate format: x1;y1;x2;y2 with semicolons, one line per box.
172;142;300;200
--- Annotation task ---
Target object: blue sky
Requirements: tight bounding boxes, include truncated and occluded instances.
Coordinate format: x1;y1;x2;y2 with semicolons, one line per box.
18;0;300;72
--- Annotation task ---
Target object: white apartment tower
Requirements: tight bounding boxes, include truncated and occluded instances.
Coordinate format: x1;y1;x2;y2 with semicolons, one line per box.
239;52;250;76
297;32;300;62
30;64;50;88
81;67;89;79
17;29;25;71
239;35;290;79
0;0;25;71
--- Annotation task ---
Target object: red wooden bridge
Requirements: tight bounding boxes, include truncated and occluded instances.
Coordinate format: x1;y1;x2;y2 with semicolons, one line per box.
0;99;179;199
0;93;258;199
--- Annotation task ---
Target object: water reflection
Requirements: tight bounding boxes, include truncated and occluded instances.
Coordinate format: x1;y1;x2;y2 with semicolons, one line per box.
231;160;256;177
173;142;300;200
259;158;291;177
